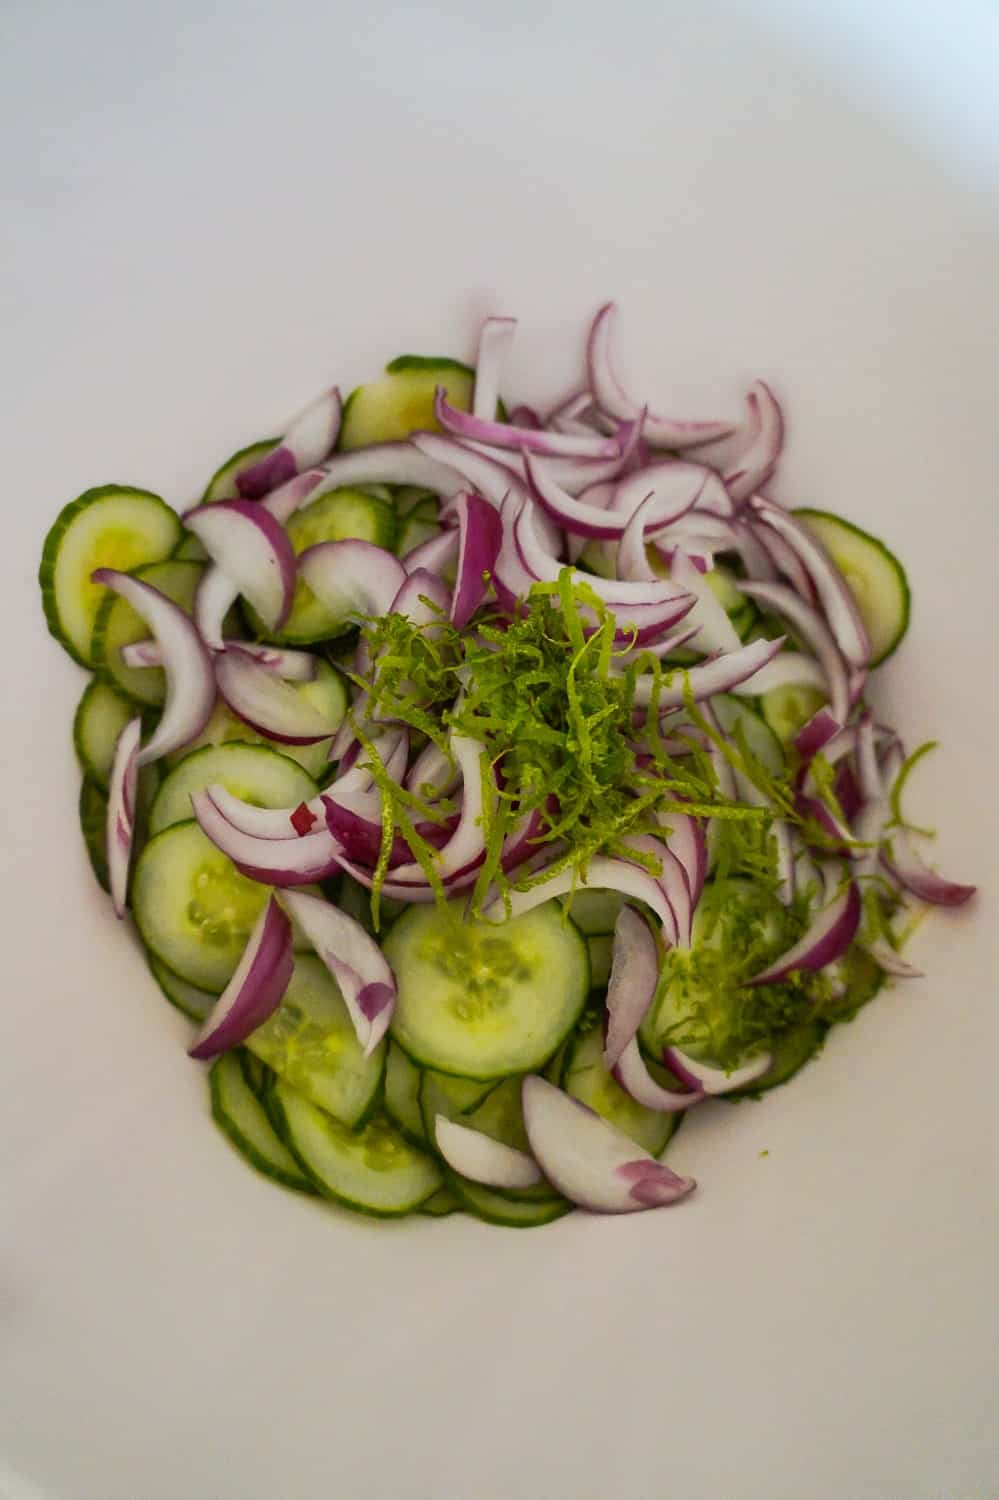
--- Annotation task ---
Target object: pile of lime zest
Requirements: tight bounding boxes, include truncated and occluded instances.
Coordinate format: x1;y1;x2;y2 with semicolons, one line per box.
885;738;938;837
355;571;777;922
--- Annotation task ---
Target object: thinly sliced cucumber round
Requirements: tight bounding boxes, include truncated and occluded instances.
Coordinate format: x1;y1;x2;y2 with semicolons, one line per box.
91;559;210;706
420;1186;461;1217
396;508;441;558
245;487;395;645
563;1026;681;1157
246;955;385;1128
563;888;626;936
444;1172;571;1228
712;694;785;776
269;1080;441;1216
703;564;747;617
793;509;910;666
172;531;207;562
587;933;614;989
384;1042;427;1147
169;660;347;782
728;1020;827;1098
147;950;215;1022
418;1071;497;1137
39;486;181;666
421;1070;558;1204
79;776;110;893
149;743;318;837
385;902;589;1080
210;1051;316;1194
132;819;317;992
73;679;138;792
202;438;278;502
759;684;828;744
819;946;885;1024
339;358;475;451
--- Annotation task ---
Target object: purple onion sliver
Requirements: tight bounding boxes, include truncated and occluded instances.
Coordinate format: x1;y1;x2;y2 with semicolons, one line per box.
748;882;862;985
189;896;294;1059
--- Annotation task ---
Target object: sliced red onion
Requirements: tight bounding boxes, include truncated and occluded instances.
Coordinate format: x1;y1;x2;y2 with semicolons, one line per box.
748;882;861;984
738;580;850;725
389;567;452;625
750;496;870;668
206;784;330;841
614;624;701;666
214;646;340;745
521;1074;695;1213
727;651;826;699
615;495;659;581
729;518;777;581
881;831;976;907
121;638;317;682
235;387;342;500
586;303;734;450
603;907;660;1070
508;404;542;429
526;454;700;542
450;491;503;628
483;856;677;943
433;1116;543;1190
661;1046;772;1095
623;833;691;947
277;889;395;1055
747;517;818;605
772;821;796;906
105;716;141;918
91;570;215;767
547;388;595;433
863;938;924;979
611;461;732;523
192;789;343;885
402;527;458;573
314;441;465;500
388;737;489;883
413;430;564;554
628;635;785;707
722;382;784;504
183;500;297;634
668;549;741;656
612;1038;703;1112
298;539;407;621
472;316;517;421
855;711;883;805
533;416;645;495
406;741;459;799
188;896;294;1059
655;799;707;908
437;387;618;459
795;708;842;759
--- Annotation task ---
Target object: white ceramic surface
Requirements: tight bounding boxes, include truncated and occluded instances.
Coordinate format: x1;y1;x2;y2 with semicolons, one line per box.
2;3;997;1497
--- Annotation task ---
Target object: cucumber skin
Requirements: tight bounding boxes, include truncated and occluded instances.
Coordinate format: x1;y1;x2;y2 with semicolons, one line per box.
72;678;145;792
78;776;110;893
39;484;179;667
793;507;911;667
209;1054;317;1195
443;1169;572;1228
202;438;278;502
384;354;476;377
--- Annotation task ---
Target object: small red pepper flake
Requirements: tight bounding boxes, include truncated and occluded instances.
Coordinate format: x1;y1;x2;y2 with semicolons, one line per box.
290;801;318;837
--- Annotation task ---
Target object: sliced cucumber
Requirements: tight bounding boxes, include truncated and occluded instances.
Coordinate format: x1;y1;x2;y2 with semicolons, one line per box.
418;1070;498;1138
420;1186;461;1217
246;955;385;1128
269;1080;441;1216
169;660;347;782
149;743;318;837
563;1026;680;1157
245;486;396;644
728;1019;827;1098
92;559;212;706
210;1051;316;1194
563;888;626;936
793;509;910;666
73;679;138;792
337;871;407;936
587;933;614;989
759;684;828;744
172;531;208;562
819;946;885;1024
202;438;278;502
385;902;589;1080
79;776;110;893
712;694;785;776
384;1041;427;1147
339;357;475;451
396;501;441;559
39;486;181;666
147;949;215;1022
444;1173;571;1228
421;1071;559;1204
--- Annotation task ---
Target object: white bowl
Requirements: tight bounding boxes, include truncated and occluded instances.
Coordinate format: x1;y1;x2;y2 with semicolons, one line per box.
3;3;997;1497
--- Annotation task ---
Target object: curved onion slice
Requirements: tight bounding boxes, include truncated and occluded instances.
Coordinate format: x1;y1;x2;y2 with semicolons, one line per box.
521;1075;695;1213
436;387;618;459
188;896;294;1059
748;882;862;984
206;784;329;841
236;387;342;499
722;382;784;504
406;740;459;799
389;567;452;625
615;495;659;581
215;646;340;744
603;907;660;1070
628;635;786;707
612;1038;703;1112
863;938;924;979
655;799;707;908
389;736;488;883
881;830;976;907
527;453;703;541
278;889;395;1055
313;441;465;500
795;707;842;759
121;638;317;682
586;303;734;450
450;492;503;628
483;857;677;942
661;1047;772;1095
728;651;826;699
91;569;215;767
298;539;407;620
668;548;741;656
413;432;564;555
192;788;342;885
611;461;732;523
747;516;818;605
106;716;142;918
508;404;542;428
183;500;297;633
749;496;870;668
472;316;517;420
434;1116;543;1190
739;580;850;725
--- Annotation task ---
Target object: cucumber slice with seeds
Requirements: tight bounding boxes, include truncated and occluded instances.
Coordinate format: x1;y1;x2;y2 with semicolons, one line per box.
269;1080;441;1216
73;679;140;792
385;902;589;1080
339;357;475;451
760;683;828;744
39;486;181;666
92;559;217;706
210;1051;316;1194
563;1026;681;1157
149;743;318;837
384;1041;427;1147
246;955;385;1128
794;509;910;667
202;438;278;502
